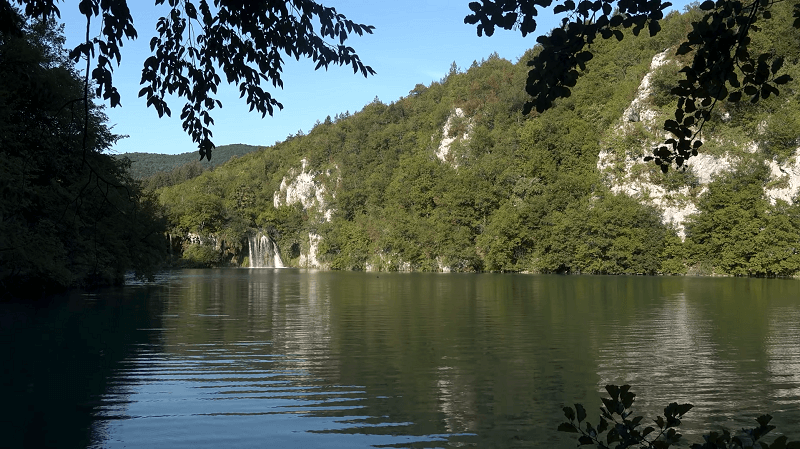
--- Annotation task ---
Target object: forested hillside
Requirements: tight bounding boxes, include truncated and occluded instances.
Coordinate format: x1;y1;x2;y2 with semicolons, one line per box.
118;144;262;180
154;5;800;276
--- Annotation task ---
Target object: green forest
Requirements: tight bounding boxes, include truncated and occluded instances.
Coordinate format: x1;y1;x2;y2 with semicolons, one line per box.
4;4;800;298
117;144;263;180
151;4;800;277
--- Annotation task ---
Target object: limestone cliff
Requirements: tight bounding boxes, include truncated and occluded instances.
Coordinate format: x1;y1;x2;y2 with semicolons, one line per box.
598;51;800;237
273;158;336;269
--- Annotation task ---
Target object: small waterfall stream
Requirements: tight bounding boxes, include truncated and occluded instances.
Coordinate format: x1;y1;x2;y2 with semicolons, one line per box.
247;233;285;268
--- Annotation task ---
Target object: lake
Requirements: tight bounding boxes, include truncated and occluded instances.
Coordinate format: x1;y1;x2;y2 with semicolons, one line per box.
3;269;800;448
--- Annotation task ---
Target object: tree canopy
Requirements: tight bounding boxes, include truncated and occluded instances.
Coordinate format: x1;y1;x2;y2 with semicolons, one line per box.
465;0;800;171
0;11;165;296
1;0;375;160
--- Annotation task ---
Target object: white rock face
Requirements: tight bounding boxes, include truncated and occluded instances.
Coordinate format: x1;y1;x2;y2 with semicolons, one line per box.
298;232;323;269
436;257;452;273
600;50;800;236
186;232;219;248
273;159;333;221
437;108;470;163
620;50;671;126
274;159;337;269
600;51;741;237
688;153;735;184
766;156;800;204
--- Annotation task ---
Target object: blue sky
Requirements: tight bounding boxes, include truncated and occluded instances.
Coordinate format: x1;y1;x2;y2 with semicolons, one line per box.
57;1;689;156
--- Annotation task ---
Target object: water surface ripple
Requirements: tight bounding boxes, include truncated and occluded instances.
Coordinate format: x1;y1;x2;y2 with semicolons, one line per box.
3;270;800;448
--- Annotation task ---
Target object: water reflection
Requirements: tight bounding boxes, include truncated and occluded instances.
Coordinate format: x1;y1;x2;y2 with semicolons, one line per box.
595;277;800;438
4;272;800;448
767;306;800;404
0;287;165;448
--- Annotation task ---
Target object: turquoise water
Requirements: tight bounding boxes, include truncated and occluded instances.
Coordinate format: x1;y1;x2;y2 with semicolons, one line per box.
3;270;800;447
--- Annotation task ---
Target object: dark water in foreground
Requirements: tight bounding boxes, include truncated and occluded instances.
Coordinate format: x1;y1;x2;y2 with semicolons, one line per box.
3;270;800;448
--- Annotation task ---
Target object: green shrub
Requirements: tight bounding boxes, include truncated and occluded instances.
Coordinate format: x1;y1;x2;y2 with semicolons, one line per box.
182;244;221;267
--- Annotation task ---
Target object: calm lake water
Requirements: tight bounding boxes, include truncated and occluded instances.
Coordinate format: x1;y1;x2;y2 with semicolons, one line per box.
3;270;800;448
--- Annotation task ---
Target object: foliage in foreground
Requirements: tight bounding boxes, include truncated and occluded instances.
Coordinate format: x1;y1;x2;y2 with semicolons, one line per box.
560;385;799;448
0;12;165;298
5;0;375;160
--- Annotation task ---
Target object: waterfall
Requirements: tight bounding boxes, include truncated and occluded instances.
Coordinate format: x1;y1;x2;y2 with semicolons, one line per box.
248;233;285;268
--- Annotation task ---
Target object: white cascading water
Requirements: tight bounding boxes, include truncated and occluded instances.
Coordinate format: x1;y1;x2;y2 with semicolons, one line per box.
248;233;284;268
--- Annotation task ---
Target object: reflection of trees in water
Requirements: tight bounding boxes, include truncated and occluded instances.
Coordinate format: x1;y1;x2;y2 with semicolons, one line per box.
767;307;800;403
595;291;732;429
595;278;800;439
0;288;164;448
78;272;800;448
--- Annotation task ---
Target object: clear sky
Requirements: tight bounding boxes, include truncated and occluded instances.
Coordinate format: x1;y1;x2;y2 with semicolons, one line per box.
57;1;690;156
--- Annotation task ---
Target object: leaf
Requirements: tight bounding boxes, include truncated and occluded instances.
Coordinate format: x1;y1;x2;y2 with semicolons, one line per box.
699;0;715;10
774;74;792;85
771;57;784;75
578;435;594;445
554;0;576;13
564;406;576;421
676;43;692;55
649;20;661;37
185;1;198;20
558;422;579;433
576;403;587;423
655;416;665;429
771;436;789;449
601;398;616;414
756;415;774;427
597;417;609;434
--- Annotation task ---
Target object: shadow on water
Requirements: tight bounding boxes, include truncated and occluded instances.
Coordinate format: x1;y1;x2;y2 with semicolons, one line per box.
0;286;165;448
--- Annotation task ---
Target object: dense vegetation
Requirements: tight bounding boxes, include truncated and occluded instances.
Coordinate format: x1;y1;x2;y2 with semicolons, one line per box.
152;5;800;277
116;144;262;180
0;13;165;298
467;0;800;172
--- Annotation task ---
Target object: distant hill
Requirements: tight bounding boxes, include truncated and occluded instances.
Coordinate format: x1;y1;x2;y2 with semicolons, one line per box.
115;144;263;179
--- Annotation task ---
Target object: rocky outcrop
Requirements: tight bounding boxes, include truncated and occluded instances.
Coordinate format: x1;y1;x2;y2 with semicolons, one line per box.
273;159;337;268
598;51;800;237
437;107;470;165
273;158;335;222
298;232;323;269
